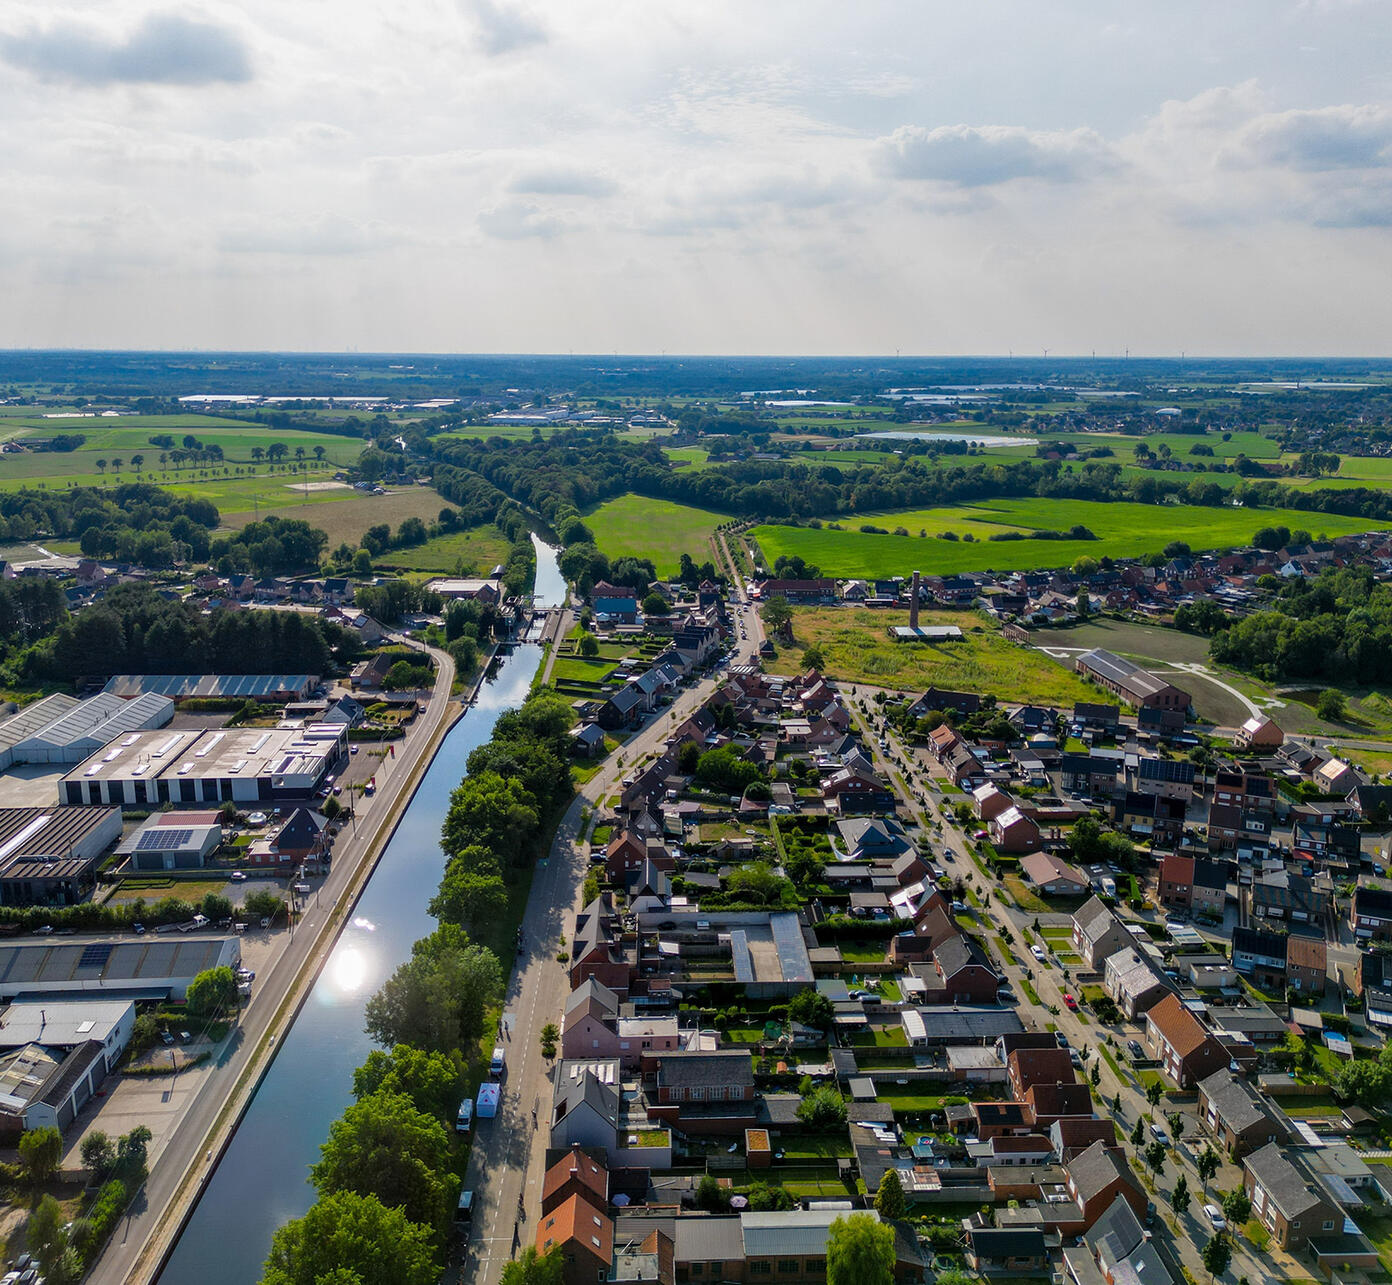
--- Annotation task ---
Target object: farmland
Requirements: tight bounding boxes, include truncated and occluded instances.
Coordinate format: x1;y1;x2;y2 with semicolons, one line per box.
374;523;514;576
219;486;449;548
583;493;728;575
765;607;1098;703
750;498;1392;579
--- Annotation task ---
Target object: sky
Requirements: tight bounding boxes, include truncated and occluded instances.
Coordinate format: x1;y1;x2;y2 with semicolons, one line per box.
3;0;1392;355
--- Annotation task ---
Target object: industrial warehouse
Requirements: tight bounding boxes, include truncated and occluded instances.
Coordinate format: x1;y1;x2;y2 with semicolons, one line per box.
0;806;124;906
59;723;347;808
0;691;173;769
0;936;242;1002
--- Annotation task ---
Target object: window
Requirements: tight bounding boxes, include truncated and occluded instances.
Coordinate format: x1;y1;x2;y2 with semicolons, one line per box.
1291;1219;1301;1229
778;1260;799;1273
1323;1220;1335;1231
690;1267;704;1278
750;1264;772;1276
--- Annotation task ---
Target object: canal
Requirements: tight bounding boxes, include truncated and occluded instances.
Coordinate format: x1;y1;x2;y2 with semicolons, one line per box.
158;538;564;1283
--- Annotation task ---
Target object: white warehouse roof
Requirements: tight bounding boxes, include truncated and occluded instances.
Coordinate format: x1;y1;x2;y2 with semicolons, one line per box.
12;692;174;764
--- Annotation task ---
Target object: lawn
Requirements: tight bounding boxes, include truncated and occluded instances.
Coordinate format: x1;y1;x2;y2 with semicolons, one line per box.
751;498;1392;579
220;485;450;548
583;493;728;575
375;524;514;575
765;606;1097;703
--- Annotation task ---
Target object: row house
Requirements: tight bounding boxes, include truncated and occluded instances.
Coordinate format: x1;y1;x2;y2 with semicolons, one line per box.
1073;702;1120;734
1155;853;1228;917
1251;871;1327;928
1196;1070;1292;1158
1144;993;1229;1088
1134;756;1196;802
1212;768;1277;814
1071;897;1132;970
1232;925;1290;991
1103;947;1174;1020
1060;753;1121;797
1292;806;1361;867
1206;802;1271;855
1243;1142;1342;1251
755;577;838;604
1115;792;1187;847
1351;886;1392;943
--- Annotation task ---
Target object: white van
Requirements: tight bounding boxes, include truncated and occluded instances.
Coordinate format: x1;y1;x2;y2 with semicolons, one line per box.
489;1045;506;1077
455;1097;474;1133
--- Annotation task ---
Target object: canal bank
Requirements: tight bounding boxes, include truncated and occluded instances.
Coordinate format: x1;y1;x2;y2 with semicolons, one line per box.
144;538;565;1285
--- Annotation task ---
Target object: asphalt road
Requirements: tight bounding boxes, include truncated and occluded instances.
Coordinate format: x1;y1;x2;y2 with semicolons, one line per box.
462;592;765;1283
94;644;458;1285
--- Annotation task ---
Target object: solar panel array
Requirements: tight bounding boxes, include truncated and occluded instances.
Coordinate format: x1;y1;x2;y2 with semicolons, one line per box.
135;829;194;851
79;943;113;970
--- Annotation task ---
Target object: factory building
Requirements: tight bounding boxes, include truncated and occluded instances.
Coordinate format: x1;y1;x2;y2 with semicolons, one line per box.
0;807;124;906
59;723;347;808
0;692;173;769
116;811;223;871
0;936;241;1003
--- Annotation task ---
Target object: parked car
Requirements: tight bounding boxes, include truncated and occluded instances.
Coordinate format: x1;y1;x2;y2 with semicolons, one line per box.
1127;1040;1144;1059
1150;1124;1169;1145
1203;1204;1226;1231
1063;993;1078;1010
1031;945;1047;962
230;870;247;882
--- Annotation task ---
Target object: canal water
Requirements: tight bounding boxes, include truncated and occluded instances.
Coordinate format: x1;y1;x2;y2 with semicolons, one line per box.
158;538;564;1283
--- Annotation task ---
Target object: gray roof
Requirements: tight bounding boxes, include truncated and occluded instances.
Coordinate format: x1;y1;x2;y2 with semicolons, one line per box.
552;1065;620;1126
564;977;619;1020
933;934;992;978
1068;1140;1139;1204
916;1007;1023;1041
1074;896;1124;943
1084;1194;1145;1264
656;1050;754;1090
1244;1142;1333;1220
1198;1069;1287;1138
1138;757;1195;784
672;1216;745;1264
740;1209;883;1258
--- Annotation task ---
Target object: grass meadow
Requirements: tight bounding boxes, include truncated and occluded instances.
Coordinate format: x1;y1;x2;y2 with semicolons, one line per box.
751;498;1392;579
583;493;728;574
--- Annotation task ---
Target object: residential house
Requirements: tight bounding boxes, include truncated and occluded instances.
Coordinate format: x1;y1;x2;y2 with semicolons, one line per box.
1115;792;1187;847
1212;769;1277;815
598;685;646;731
756;578;839;604
1060;753;1121;797
1236;716;1285;751
1072;897;1131;970
1352;886;1392;944
1231;925;1288;990
1197;1070;1292;1158
1155;854;1227;918
646;1050;757;1136
1144;993;1229;1088
550;1062;621;1155
536;1193;613;1285
909;687;982;717
1314;757;1359;796
562;979;622;1063
965;1228;1049;1276
1050;1117;1119;1162
991;806;1042;854
1020;851;1089;897
1103;947;1174;1020
922;936;1000;1005
973;784;1014;822
1064;1141;1148;1228
1243;1142;1342;1250
541;1145;610;1218
1293;806;1361;867
1007;1047;1076;1099
1073;703;1121;734
820;767;895;815
1207;803;1272;855
1252;872;1327;928
1135;757;1196;802
570;895;634;996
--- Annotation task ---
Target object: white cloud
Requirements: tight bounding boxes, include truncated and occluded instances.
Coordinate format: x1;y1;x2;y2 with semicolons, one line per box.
467;0;546;56
1;10;251;85
875;123;1118;186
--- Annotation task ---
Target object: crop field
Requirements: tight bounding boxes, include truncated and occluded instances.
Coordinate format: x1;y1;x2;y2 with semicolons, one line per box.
751;498;1392;579
374;524;513;575
219;486;448;548
765;607;1098;703
583;493;727;574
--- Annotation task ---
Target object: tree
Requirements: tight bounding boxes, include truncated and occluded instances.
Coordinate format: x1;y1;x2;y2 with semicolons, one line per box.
695;1174;729;1213
27;1194;67;1273
577;631;599;658
1172;1172;1191;1217
1130;1117;1145;1147
261;1189;437;1285
115;1125;152;1184
826;1212;895;1285
187;965;239;1017
1220;1187;1251;1224
1146;1079;1164;1108
428;865;506;932
789;988;834;1032
1090;1061;1101;1088
322;795;342;822
1201;1233;1232;1280
540;1022;559;1060
311;1090;455;1236
1144;1141;1166;1174
797;1086;847;1129
1166;1111;1185;1143
761;596;793;634
19;1125;62;1184
641;593;668;616
352;1044;461;1123
875;1167;906;1220
364;923;502;1055
1316;688;1347;722
802;643;826;670
500;1245;565;1285
1197;1146;1220;1191
80;1130;115;1182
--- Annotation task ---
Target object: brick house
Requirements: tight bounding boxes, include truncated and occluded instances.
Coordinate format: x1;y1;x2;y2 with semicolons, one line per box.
1144;993;1229;1088
1072;897;1131;970
1244;1142;1341;1250
1197;1070;1291;1158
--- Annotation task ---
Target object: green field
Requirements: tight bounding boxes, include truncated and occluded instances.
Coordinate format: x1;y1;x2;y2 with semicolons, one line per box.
374;524;514;575
752;498;1392;579
766;607;1098;702
584;493;728;574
